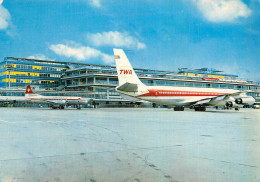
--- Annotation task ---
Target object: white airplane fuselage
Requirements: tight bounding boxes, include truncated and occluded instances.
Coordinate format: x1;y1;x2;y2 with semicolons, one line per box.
25;95;90;105
117;86;238;106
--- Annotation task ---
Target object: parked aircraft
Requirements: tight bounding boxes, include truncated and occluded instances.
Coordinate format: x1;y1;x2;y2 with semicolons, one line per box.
25;85;92;109
113;48;255;111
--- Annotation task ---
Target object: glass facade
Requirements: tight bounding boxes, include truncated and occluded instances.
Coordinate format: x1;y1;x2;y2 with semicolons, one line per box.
0;57;68;89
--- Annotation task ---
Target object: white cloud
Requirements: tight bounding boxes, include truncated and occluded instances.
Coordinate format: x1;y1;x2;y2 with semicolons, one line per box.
27;54;52;60
193;0;252;23
0;1;11;30
49;43;114;64
89;0;101;8
86;31;146;50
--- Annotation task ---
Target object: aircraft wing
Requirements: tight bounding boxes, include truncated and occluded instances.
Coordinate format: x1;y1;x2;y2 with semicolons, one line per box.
193;91;244;106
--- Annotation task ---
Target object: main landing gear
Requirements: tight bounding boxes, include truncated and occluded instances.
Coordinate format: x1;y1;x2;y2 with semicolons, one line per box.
174;106;184;111
194;106;206;111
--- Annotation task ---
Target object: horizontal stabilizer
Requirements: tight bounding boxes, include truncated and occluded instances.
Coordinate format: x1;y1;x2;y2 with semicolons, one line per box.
116;82;138;92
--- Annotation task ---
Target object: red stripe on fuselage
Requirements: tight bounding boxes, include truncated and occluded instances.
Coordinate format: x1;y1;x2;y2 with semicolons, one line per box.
137;89;228;97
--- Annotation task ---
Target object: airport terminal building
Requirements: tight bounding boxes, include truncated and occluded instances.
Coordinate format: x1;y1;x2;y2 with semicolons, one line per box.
0;57;260;105
0;57;70;89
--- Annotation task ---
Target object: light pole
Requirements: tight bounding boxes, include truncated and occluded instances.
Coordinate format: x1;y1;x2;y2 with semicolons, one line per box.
6;64;14;89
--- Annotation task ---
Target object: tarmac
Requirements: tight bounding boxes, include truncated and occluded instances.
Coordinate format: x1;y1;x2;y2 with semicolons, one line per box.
0;108;259;182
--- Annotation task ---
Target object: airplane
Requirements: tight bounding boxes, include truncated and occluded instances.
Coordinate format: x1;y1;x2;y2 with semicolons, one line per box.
113;48;255;111
25;85;92;109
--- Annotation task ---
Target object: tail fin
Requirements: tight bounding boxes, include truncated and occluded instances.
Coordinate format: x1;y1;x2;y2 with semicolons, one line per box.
113;48;145;87
26;85;36;94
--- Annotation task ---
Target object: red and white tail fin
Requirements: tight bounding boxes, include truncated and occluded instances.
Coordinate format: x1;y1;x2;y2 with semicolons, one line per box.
113;48;147;92
25;85;36;94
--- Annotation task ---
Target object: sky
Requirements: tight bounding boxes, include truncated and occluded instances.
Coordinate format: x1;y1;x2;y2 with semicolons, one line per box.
0;0;259;81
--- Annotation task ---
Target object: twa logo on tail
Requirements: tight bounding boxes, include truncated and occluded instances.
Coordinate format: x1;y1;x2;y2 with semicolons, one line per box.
120;69;132;75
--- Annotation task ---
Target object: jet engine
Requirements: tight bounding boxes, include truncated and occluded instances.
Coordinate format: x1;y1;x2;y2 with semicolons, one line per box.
235;97;255;105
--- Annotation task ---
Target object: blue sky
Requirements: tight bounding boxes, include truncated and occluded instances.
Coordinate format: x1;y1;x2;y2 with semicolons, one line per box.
0;0;259;81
